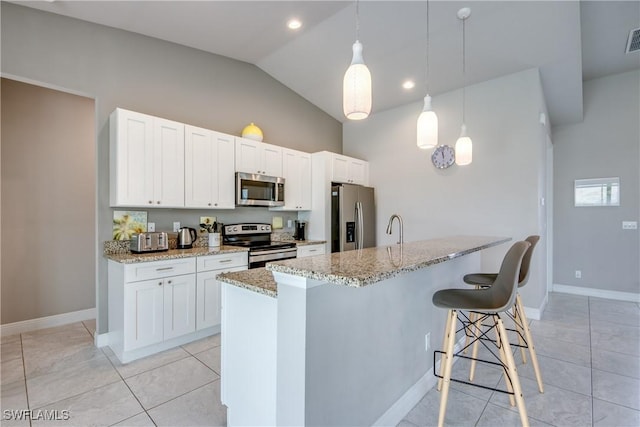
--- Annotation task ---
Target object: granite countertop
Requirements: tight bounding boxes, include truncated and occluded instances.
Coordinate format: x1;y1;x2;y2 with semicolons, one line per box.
105;245;249;264
218;268;277;298
266;236;510;288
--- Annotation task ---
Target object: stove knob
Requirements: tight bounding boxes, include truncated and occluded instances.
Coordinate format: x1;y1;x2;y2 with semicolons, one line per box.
233;226;238;231
261;226;266;230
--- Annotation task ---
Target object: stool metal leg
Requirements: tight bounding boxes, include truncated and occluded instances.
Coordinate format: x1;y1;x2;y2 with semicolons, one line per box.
437;309;458;427
495;315;530;427
513;304;528;363
463;310;477;354
516;294;544;393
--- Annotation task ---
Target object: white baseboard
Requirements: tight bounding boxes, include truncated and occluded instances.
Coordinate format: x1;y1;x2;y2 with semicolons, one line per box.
552;284;640;303
373;336;466;426
523;293;548;321
0;308;96;337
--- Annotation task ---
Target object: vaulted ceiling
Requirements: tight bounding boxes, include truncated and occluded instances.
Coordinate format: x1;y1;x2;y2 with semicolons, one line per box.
12;1;640;127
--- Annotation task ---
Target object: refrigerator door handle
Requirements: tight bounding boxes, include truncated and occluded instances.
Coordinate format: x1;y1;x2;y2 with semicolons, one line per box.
357;201;364;250
354;202;360;249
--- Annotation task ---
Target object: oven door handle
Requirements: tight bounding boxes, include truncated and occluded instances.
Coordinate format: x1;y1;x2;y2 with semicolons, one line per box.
250;247;297;257
250;250;298;264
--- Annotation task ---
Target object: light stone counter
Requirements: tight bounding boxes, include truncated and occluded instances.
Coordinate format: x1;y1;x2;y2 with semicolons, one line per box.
218;268;277;298
105;245;248;264
266;235;510;287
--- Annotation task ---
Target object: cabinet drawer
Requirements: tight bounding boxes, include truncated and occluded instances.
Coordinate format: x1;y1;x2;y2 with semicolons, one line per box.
197;252;248;272
297;244;326;258
124;258;196;283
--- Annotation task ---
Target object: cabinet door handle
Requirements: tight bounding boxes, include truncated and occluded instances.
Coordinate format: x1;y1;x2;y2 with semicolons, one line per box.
156;201;161;204
156;267;174;271
309;249;317;252
219;259;233;263
148;200;153;204
208;203;212;206
167;280;172;284
158;281;162;286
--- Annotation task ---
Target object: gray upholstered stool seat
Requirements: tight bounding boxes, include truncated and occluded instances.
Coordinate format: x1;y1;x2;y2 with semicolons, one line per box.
432;240;531;427
461;273;497;287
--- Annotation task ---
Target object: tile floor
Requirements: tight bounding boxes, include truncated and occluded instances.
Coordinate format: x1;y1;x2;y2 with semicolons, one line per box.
0;292;638;426
1;320;225;426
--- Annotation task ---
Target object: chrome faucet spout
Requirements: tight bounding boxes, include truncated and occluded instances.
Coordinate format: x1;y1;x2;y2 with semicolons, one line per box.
386;214;404;244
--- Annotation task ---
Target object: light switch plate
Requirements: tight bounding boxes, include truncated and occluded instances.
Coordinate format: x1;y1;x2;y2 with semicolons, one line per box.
147;222;155;232
622;221;638;230
173;222;181;232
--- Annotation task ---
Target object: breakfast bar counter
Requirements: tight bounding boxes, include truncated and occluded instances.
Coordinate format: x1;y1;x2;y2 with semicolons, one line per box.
218;236;510;427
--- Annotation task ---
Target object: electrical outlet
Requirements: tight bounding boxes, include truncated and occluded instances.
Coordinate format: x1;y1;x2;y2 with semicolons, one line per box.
173;222;181;232
147;222;155;232
575;270;582;279
622;221;638;230
425;333;431;352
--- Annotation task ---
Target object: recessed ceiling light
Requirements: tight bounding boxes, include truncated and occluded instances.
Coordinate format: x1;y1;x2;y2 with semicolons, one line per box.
287;19;302;30
402;80;415;90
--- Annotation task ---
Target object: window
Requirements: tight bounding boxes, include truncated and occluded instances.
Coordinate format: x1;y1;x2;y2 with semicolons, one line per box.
574;177;620;207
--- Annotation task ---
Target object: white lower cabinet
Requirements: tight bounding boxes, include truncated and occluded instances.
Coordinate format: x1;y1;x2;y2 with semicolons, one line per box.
163;274;197;340
108;252;249;363
196;252;248;330
122;273;196;349
123;279;165;350
297;243;326;258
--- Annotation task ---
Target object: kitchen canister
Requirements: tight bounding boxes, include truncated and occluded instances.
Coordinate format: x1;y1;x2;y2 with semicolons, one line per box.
241;122;264;142
208;232;221;248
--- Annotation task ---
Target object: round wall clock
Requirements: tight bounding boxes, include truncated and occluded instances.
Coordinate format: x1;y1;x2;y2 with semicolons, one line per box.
432;145;455;169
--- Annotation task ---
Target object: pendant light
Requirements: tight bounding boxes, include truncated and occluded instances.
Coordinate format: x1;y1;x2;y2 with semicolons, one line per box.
417;0;438;149
455;7;472;166
343;0;372;120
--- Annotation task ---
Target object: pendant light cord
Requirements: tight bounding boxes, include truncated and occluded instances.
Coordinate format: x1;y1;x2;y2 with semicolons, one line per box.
426;0;430;94
462;15;466;124
355;0;360;41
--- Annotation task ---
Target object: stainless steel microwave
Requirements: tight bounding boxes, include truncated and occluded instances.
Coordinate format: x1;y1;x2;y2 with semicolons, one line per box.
236;172;285;207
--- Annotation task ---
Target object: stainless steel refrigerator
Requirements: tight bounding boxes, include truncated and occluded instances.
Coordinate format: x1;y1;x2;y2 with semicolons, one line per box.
331;184;376;252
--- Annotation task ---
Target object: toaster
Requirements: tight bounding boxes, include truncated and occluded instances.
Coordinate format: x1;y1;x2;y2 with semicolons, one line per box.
130;232;169;253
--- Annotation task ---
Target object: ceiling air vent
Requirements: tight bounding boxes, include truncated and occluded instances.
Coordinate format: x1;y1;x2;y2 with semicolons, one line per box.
626;28;640;53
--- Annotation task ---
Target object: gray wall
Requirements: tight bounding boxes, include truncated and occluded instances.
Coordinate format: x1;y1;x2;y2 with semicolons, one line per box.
1;78;96;324
552;70;640;294
343;68;550;311
1;3;342;331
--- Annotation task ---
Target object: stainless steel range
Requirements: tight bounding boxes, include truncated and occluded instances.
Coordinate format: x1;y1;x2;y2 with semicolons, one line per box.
223;223;297;269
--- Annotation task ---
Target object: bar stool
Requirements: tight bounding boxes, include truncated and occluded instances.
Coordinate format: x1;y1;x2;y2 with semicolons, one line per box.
433;241;530;427
464;235;543;393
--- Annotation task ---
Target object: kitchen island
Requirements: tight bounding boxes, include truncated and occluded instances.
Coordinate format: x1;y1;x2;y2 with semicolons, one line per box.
217;236;510;427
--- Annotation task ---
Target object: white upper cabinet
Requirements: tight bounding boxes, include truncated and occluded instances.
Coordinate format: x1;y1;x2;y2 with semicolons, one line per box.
185;125;235;209
235;137;283;177
110;108;185;207
272;148;311;211
330;153;369;186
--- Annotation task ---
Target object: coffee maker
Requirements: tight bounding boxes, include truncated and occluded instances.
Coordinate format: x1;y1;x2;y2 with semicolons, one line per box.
293;220;307;241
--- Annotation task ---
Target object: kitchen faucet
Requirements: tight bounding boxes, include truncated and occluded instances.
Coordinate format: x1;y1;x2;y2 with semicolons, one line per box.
386;214;404;244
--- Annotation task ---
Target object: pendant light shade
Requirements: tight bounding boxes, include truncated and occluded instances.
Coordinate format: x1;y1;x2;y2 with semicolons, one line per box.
417;0;438;149
455;124;473;165
343;40;372;120
417;95;438;149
